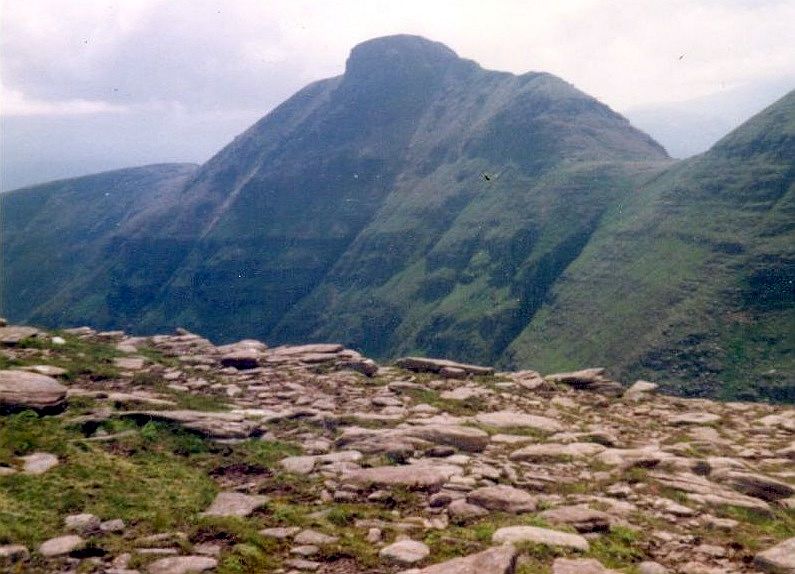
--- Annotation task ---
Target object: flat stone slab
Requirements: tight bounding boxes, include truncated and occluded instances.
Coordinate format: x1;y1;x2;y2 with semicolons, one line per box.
294;529;339;545
553;558;617;574
344;464;461;491
403;545;518;574
403;425;490;452
147;556;218;574
492;525;589;551
466;485;537;513
540;506;611;533
20;452;59;475
0;326;40;345
0;370;67;413
39;535;84;557
395;357;494;376
669;412;721;425
475;411;563;433
200;492;268;517
118;410;257;439
280;451;363;475
510;442;605;462
754;536;795;574
379;539;430;564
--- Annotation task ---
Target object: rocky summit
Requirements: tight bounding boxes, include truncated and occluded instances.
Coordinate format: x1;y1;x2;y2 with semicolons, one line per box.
0;323;793;574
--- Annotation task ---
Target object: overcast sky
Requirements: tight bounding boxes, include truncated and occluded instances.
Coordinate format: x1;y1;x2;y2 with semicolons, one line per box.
2;0;794;190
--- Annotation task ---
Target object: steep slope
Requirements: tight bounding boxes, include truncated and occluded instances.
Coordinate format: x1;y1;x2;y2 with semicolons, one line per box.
0;164;198;326
507;90;795;401
130;35;669;351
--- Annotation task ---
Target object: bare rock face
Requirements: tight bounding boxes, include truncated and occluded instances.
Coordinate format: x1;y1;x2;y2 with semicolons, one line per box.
403;425;490;452
0;370;67;413
474;411;563;433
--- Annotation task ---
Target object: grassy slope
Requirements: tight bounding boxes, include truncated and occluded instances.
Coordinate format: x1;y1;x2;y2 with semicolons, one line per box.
507;90;795;401
1;164;197;327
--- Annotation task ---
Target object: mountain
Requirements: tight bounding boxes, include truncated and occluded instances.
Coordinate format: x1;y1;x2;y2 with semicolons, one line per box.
2;35;793;401
508;90;795;401
1;163;198;326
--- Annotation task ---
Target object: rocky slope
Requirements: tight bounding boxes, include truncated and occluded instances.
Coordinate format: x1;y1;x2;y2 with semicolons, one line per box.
0;320;792;573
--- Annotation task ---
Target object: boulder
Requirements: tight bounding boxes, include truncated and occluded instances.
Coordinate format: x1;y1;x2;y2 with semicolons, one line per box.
0;370;67;413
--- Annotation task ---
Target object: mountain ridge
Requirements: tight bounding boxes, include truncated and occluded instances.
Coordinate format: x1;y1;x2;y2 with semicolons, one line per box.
2;34;792;401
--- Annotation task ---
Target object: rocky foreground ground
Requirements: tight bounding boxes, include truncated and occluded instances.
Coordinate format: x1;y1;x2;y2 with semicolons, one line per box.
0;322;793;574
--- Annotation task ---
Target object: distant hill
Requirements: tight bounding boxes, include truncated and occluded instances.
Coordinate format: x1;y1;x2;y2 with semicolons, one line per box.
3;35;793;401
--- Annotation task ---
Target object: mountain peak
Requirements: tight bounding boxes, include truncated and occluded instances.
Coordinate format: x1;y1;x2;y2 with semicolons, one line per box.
344;34;460;80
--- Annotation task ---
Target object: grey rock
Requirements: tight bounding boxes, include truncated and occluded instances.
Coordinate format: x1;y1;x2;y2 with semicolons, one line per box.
344;464;461;491
404;545;517;574
39;535;85;557
64;513;101;534
540;506;611;533
553;558;617;573
379;539;430;564
0;370;67;413
147;556;218;574
754;536;795;574
201;492;268;517
0;326;40;345
395;357;494;376
403;425;490;452
474;411;563;433
20;452;59;474
466;485;537;513
294;530;338;545
492;525;589;551
0;544;29;564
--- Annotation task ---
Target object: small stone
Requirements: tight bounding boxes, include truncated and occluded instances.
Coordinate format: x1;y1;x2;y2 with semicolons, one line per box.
379;539;430;564
51;336;66;345
448;499;488;521
39;535;85;557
